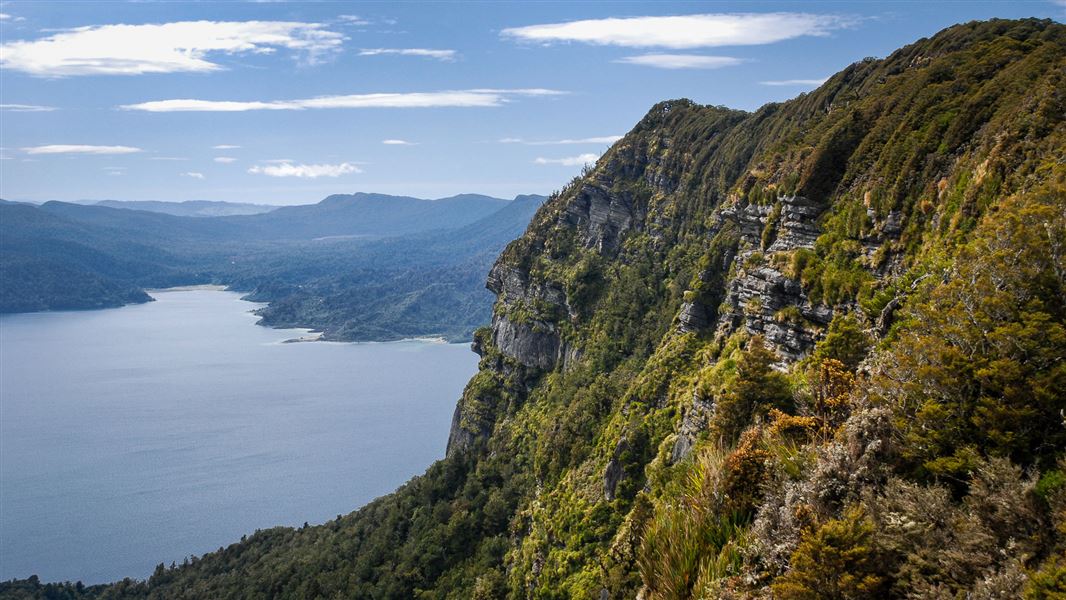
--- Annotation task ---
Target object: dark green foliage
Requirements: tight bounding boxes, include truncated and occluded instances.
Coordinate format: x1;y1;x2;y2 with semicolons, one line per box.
810;313;870;371
877;192;1066;480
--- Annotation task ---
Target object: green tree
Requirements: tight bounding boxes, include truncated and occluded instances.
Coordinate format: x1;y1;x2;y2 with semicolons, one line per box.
712;336;793;442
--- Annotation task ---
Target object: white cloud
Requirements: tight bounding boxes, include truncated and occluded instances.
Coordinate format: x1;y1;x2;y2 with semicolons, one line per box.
120;88;565;112
0;13;10;20
502;13;853;49
183;171;206;179
0;20;344;76
534;153;600;167
358;48;456;61
616;54;743;69
248;161;361;178
214;156;238;163
0;103;57;112
23;144;142;155
104;167;126;176
212;144;241;149
759;78;828;86
501;135;622;145
149;156;188;161
382;139;416;145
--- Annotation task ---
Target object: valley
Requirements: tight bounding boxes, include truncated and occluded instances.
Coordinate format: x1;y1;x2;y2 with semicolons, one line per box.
0;193;545;341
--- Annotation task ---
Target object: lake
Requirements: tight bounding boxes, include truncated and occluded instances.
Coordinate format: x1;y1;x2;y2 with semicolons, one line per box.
0;289;478;584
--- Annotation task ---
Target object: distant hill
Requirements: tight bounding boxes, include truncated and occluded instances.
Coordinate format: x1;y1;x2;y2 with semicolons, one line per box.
40;202;247;245
93;200;277;217
0;203;208;313
235;193;548;341
41;193;513;243
226;192;511;240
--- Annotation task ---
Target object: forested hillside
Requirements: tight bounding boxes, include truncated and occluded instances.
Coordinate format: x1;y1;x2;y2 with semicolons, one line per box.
3;18;1063;599
245;194;548;341
0;201;207;312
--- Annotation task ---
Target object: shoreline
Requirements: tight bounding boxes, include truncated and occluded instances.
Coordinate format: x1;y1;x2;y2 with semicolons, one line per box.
277;331;454;345
146;284;229;293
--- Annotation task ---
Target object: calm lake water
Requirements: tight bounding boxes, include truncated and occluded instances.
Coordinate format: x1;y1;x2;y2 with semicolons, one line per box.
0;290;477;584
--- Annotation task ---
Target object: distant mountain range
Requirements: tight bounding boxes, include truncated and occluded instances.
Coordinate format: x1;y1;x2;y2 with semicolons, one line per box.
0;192;546;340
91;200;278;217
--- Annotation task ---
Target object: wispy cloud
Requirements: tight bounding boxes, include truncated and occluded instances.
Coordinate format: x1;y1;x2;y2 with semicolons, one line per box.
501;135;621;145
337;15;371;26
104;167;125;176
759;78;828;86
120;88;565;112
183;171;206;179
534;153;600;167
23;144;142;155
382;139;416;145
616;54;742;69
149;156;188;161
0;103;57;112
502;13;854;48
0;20;344;76
0;14;10;20
358;48;456;61
214;156;238;163
248;161;361;178
212;144;241;149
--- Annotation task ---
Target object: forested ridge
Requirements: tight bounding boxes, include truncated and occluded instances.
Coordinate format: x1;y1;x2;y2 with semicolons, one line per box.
3;18;1064;599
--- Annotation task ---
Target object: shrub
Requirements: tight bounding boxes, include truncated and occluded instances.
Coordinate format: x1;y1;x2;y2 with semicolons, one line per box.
810;313;870;371
711;336;793;443
771;507;887;599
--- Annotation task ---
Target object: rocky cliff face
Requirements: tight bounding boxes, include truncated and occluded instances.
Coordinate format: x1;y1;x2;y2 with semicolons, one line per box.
485;262;569;371
441;21;1065;597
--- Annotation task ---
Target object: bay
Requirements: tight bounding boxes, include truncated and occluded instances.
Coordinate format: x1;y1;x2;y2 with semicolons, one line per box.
0;289;477;584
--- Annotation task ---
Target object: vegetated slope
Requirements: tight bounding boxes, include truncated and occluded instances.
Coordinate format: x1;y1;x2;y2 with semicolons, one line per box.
5;18;1064;600
0;202;208;312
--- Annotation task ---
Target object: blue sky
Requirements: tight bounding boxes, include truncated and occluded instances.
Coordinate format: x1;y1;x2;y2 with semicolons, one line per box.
1;1;1061;205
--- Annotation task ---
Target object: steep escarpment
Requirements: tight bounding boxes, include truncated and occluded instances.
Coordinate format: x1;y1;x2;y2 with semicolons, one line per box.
8;19;1064;600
